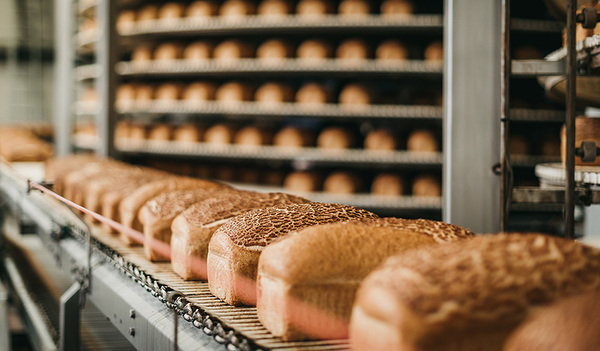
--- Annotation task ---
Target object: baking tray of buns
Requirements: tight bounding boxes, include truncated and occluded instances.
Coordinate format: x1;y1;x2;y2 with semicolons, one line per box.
118;15;443;37
115;59;443;77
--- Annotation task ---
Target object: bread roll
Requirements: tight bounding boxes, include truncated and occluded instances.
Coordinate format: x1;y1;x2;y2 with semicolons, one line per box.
561;117;600;166
380;0;414;16
135;84;155;102
509;134;530;155
81;87;98;102
256;39;294;61
132;44;153;62
407;129;438;152
371;174;404;196
350;233;600;351
273;127;314;147
207;203;379;305
213;40;254;61
183;41;214;60
258;218;472;340
219;0;256;19
129;124;147;141
148;124;173;141
171;192;310;280
424;41;444;61
284;171;321;192
364;129;397;151
376;40;409;61
116;84;137;103
336;39;370;61
296;0;334;17
139;188;237;261
295;83;331;105
116;10;136;32
204;124;235;144
255;82;294;105
173;124;203;143
338;0;370;16
137;5;159;21
257;0;293;17
234;126;271;146
297;39;333;61
317;127;354;149
182;82;217;101
115;121;131;140
323;172;361;194
504;291;600;351
186;1;218;18
412;174;441;197
339;84;372;106
158;2;185;19
155;83;183;101
540;138;560;156
215;82;254;103
153;42;185;61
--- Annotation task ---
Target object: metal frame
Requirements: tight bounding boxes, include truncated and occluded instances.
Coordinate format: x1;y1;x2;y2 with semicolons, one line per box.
54;0;75;156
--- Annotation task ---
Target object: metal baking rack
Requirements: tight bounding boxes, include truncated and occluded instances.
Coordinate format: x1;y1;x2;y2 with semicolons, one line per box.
511;18;564;32
510;154;562;167
509;108;566;122
76;29;98;55
75;64;100;81
115;59;443;77
78;0;97;17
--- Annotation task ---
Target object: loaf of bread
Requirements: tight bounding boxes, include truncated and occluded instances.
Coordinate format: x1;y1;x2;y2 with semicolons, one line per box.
204;124;236;144
323;172;361;194
115;84;137;104
183;41;214;61
284;171;321;192
407;129;438;152
128;124;147;141
412;174;441;197
297;39;333;61
153;42;185;61
139;188;238;261
137;4;159;21
257;0;293;17
182;82;217;101
336;39;370;62
273;127;314;147
339;84;372;106
155;83;183;101
338;0;370;16
147;124;173;141
219;0;256;18
158;2;185;19
233;126;271;146
380;0;414;16
350;233;600;351
61;161;129;205
424;41;444;61
540;138;560;156
317;127;354;149
296;0;334;17
561;116;600;166
207;203;379;305
116;10;136;32
213;40;254;61
119;177;226;244
376;40;409;61
135;84;155;102
44;154;101;194
215;82;254;103
171;192;310;280
256;39;294;61
295;83;331;105
371;173;404;196
255;82;294;106
173;124;203;143
186;1;218;18
504;291;600;351
132;44;154;62
364;129;397;151
258;218;473;340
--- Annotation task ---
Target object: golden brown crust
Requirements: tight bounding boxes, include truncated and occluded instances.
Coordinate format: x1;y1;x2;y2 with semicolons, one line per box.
353;217;474;242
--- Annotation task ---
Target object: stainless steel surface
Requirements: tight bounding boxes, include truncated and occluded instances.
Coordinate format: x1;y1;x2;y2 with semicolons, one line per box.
512;186;600;205
536;162;600;186
501;0;511;232
59;283;81;351
511;59;566;76
54;0;74;157
0;279;9;351
96;0;117;157
443;0;501;232
566;0;577;239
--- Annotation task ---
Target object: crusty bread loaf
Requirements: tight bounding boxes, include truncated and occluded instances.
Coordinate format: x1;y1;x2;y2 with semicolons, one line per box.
350;233;600;351
407;129;438;152
339;84;372;106
171;192;310;280
376;40;409;61
364;129;397;151
355;217;475;242
137;4;159;21
155;82;183;101
183;41;214;61
296;39;333;61
158;2;185;19
296;0;334;17
296;83;331;105
257;0;293;17
504;290;600;351
284;171;321;192
273;127;314;147
139;188;237;261
257;39;294;61
148;123;173;141
371;173;404;196
153;42;185;61
204;124;236;144
213;40;254;61
135;84;155;102
116;84;137;104
132;44;154;62
424;41;444;61
323;172;361;194
207;203;379;305
336;39;370;62
44;154;101;194
561;116;600;166
412;174;441;197
317;127;354;149
219;0;256;18
338;0;370;16
185;1;218;18
215;82;254;103
182;82;217;101
257;218;472;340
116;10;136;32
61;161;129;205
233;126;271;146
255;83;294;106
173;124;203;143
380;0;414;16
128;124;147;140
119;177;226;245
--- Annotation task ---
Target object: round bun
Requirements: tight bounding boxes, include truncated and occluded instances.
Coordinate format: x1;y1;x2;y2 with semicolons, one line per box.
257;39;294;61
148;123;173;141
364;129;397;151
131;44;154;62
129;124;147;140
339;84;372;105
173;124;203;142
204;124;235;144
154;83;183;101
323;172;361;194
213;40;254;61
424;41;444;61
273;127;314;147
509;134;529;155
371;173;405;196
182;82;217;101
81;87;98;102
215;82;254;103
376;40;409;61
412;174;441;197
296;0;334;17
296;39;333;61
540;138;560;156
115;121;131;140
295;83;331;105
284;171;321;192
338;0;370;16
137;5;159;21
81;18;98;32
116;84;137;103
336;39;370;61
183;41;214;60
158;2;185;19
407;129;438;152
116;10;136;31
186;1;218;18
234;126;271;146
219;0;256;18
317;127;354;149
380;0;414;16
153;42;184;61
255;82;294;105
257;0;293;17
135;84;155;102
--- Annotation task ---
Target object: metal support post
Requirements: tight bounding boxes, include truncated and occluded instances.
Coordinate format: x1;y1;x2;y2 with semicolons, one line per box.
59;283;81;351
565;0;577;239
0;282;9;351
54;0;74;156
500;0;512;232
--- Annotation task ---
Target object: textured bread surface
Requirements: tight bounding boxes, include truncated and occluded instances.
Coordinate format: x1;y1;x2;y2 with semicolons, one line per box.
207;203;378;305
354;217;474;242
350;233;600;351
44;154;101;194
364;129;397;151
371;174;404;195
257;222;441;340
171;192;310;280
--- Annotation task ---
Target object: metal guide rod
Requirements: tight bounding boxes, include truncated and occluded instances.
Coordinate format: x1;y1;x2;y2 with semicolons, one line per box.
97;0;118;157
500;0;511;232
565;0;577;239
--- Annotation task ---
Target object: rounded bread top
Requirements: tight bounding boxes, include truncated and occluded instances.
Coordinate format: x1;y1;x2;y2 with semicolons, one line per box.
142;188;232;220
354;218;474;242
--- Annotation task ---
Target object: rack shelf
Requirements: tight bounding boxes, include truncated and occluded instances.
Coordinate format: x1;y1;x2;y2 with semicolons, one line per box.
510;154;562;167
510;108;565;122
78;0;96;16
510;18;564;32
76;30;98;55
75;64;100;81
